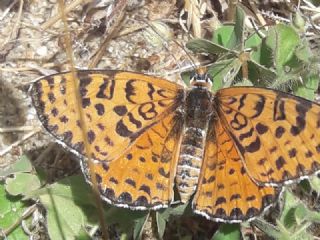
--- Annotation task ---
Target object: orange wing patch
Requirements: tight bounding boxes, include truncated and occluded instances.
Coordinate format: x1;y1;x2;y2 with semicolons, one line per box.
82;112;183;209
31;70;183;162
216;87;320;185
193;118;280;222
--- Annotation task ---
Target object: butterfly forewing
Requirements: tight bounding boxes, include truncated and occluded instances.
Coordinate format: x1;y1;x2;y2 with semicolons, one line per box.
216;87;320;185
31;70;184;163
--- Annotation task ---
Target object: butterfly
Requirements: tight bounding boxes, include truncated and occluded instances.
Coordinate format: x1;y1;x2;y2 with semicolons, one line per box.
30;67;320;222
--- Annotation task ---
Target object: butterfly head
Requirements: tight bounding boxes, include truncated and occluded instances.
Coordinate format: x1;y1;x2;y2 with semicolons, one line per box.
190;67;212;89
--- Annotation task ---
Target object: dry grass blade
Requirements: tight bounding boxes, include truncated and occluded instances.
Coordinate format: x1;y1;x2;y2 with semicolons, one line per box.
88;0;128;68
57;0;109;238
0;129;41;157
0;0;24;59
40;0;90;30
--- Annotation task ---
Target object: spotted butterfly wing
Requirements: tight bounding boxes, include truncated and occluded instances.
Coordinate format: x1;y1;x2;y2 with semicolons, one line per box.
31;70;184;162
31;68;320;222
31;70;185;209
85;112;184;208
193;116;281;222
215;87;320;186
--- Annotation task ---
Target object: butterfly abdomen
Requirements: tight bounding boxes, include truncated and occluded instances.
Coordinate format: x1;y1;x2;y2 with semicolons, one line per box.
177;127;207;202
176;87;213;203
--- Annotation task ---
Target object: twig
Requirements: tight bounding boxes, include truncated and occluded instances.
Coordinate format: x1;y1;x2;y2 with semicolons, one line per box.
88;0;128;68
0;0;24;56
1;204;37;237
0;126;35;133
0;0;18;21
0;128;41;157
41;0;90;30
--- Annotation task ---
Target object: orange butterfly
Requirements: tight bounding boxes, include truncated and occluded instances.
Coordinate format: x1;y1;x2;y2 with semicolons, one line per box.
30;67;320;222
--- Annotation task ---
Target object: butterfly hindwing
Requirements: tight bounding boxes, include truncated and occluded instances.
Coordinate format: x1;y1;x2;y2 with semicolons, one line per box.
216;87;320;185
81;112;184;209
31;70;184;163
193;117;280;222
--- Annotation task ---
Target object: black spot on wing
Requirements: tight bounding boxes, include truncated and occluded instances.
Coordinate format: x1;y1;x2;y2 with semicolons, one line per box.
147;83;155;100
109;177;118;184
290;102;311;136
118;192;132;203
125;178;136;188
87;130;96;144
114;105;128;116
139;185;151;195
51;108;59;117
79;76;92;97
96;78;115;99
59;115;69;123
244;137;261;153
256;123;268;135
125;80;136;103
95;103;105;116
275;126;285;138
230;208;244;219
215;197;226;206
239;127;254;141
116;120;133;137
238;94;247;111
251;95;265;118
128;112;142;128
82;98;91;108
230;194;241;201
48;92;56;103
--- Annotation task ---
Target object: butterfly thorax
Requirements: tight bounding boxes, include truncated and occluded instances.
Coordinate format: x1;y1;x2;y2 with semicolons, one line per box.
176;85;213;203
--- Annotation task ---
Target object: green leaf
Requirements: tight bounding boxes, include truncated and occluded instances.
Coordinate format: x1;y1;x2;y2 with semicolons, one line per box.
0;155;33;177
25;175;94;207
247;59;277;86
280;190;300;228
212;25;235;49
186;38;230;55
233;79;253;87
0;184;29;240
308;176;320;193
208;58;242;91
294;39;312;63
156;212;166;239
157;203;189;220
104;207;149;234
25;175;95;240
251;218;283;239
265;24;300;70
211;223;241;240
293;204;308;225
293;74;319;100
226;5;245;51
45;196;89;240
132;213;149;240
244;32;263;63
5;173;41;196
292;12;306;33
